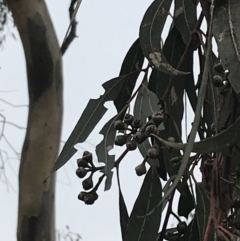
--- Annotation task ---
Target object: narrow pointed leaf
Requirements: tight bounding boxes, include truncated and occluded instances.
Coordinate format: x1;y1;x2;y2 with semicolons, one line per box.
117;168;129;241
140;0;189;75
119;189;129;241
151;26;193;177
124;167;162;241
114;38;144;115
96;116;117;191
53;74;134;172
174;0;197;45
212;0;240;93
178;181;194;218
195;183;210;241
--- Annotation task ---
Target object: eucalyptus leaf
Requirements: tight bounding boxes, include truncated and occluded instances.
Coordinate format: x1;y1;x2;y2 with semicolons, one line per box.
96;116;117;191
140;0;189;75
124;167;162;241
53;74;135;172
195;183;210;241
114;38;144;115
212;0;240;93
178;180;194;218
174;0;197;45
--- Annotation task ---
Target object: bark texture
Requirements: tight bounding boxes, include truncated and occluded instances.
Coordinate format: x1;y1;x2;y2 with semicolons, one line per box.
6;1;63;240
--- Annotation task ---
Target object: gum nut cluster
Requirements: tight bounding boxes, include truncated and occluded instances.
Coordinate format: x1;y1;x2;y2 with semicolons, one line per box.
76;151;98;205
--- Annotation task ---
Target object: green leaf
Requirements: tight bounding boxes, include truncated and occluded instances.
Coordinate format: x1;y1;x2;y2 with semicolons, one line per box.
174;0;197;45
134;85;159;123
212;0;240;93
119;189;129;241
133;83;159;163
124;167;162;241
114;38;144;116
96;116;117;191
195;183;210;241
140;0;189;76
178;180;194;218
53;74;134;172
152;26;193;177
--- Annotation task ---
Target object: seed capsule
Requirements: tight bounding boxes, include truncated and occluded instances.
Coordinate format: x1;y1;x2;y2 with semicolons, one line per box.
82;151;93;164
114;120;126;131
76;167;88;178
145;124;158;136
77;158;89;168
147;146;159;159
133;131;147;144
212;75;223;87
126;139;137;151
114;134;129;146
82;174;94;190
123;114;134;125
151;111;165;126
131;119;142;129
177;221;187;235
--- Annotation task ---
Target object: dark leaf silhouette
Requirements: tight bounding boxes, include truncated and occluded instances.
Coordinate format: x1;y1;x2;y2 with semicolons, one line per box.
114;38;144;116
124;167;162;241
140;0;189;75
53;74;135;172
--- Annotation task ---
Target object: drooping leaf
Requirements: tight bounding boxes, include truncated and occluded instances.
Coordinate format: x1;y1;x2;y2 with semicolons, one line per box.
114;38;144;116
124;167;162;241
116;168;129;241
173;0;197;45
139;0;189;76
96;116;118;191
151;112;240;153
212;0;240;94
53;74;135;172
195;183;210;241
178;179;194;218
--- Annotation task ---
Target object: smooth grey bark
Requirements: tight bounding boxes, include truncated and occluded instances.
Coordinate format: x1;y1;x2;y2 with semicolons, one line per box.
6;1;63;240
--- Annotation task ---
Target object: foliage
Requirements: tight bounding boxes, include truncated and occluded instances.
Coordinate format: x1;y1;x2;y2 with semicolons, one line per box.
54;0;240;240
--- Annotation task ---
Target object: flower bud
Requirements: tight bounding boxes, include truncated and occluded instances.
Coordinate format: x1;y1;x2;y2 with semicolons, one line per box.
123;114;134;125
114;120;126;131
135;162;146;176
82;174;93;190
76;167;88;178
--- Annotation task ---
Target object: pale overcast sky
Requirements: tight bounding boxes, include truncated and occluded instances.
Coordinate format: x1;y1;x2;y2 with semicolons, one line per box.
0;1;198;240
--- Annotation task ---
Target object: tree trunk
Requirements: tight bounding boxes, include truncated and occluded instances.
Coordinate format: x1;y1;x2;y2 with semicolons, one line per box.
6;1;63;240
